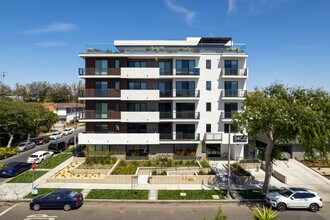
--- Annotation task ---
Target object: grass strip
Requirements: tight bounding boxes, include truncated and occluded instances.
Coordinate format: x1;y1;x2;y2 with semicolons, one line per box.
37;153;72;169
24;188;82;198
8;171;48;183
237;190;265;200
86;189;149;200
158;190;226;200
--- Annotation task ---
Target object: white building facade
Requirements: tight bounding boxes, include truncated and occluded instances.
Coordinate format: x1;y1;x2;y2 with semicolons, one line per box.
78;37;248;160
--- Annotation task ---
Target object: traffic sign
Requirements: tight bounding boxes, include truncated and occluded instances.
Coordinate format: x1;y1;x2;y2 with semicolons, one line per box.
32;162;36;170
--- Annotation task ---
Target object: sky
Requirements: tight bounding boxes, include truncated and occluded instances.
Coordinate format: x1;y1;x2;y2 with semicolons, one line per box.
1;0;330;92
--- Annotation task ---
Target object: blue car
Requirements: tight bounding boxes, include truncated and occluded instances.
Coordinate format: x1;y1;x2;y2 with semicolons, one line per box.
30;189;84;211
0;162;31;178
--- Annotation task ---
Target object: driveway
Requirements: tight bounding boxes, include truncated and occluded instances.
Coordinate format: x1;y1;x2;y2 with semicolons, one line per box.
273;159;330;201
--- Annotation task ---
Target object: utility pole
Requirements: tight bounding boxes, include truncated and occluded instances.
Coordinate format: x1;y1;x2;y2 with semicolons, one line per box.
226;122;231;198
0;71;6;96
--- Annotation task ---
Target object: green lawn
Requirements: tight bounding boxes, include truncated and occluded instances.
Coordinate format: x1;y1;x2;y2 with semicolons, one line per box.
24;188;82;198
236;190;266;200
86;189;149;200
37;153;72;169
8;171;48;183
158;190;226;200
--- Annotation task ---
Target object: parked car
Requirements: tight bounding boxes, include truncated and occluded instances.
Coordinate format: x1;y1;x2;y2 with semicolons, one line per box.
30;189;84;211
27;151;54;164
67;136;78;146
62;128;73;136
16;141;36;152
0;162;32;177
49;132;63;140
265;187;323;212
35;136;50;145
48;141;67;153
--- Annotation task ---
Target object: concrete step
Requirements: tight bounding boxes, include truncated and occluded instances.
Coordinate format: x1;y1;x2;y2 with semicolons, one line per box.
148;190;158;201
138;175;149;185
81;189;91;198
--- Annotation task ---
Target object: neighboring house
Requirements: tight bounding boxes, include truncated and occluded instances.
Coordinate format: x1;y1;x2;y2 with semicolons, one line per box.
77;37;249;160
43;103;85;124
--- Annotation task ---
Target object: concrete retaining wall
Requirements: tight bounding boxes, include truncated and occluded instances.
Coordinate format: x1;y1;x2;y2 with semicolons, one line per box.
73;168;109;175
240;162;261;170
47;178;106;183
105;175;136;184
149;175;218;184
230;171;254;185
261;162;287;184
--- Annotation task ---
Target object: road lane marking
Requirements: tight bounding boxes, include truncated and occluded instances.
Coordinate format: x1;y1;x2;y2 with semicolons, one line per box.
0;203;17;217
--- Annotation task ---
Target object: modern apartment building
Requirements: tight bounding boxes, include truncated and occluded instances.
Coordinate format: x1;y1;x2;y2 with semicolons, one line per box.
78;37;249;160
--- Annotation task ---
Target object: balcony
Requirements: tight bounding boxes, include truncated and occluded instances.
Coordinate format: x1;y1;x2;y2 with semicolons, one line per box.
221;68;248;77
221;89;247;99
223;44;246;54
204;133;223;141
159;133;173;140
80;110;120;122
159;68;173;76
176;67;200;76
121;111;159;122
78;68;120;77
176;133;200;140
160;90;173;97
175;111;199;119
121;67;159;79
121;89;159;101
160;111;173;119
174;89;200;98
220;111;238;121
78;133;159;145
79;89;120;100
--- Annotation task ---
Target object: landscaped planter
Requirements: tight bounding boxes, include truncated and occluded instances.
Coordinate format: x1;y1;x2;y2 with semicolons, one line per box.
149;175;218;184
230;171;254;185
73;168;109;175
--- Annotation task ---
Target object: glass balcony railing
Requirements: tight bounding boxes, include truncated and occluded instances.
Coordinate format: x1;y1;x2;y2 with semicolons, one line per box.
223;89;247;98
176;133;199;140
160;90;173;97
160;133;173;140
160;112;173;119
175;89;199;98
176;111;199;119
222;68;247;76
176;68;200;75
95;112;109;119
94;89;108;97
159;68;173;76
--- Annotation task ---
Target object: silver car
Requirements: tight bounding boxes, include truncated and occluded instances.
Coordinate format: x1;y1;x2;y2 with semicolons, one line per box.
17;141;36;152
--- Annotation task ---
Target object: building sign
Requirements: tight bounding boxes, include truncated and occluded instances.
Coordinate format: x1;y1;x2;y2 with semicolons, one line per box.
233;135;248;143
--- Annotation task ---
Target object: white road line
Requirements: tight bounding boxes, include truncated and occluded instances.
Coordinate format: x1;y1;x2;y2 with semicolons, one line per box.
0;203;17;217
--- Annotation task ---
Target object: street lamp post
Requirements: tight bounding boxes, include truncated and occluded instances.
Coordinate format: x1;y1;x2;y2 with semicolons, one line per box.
226;123;231;198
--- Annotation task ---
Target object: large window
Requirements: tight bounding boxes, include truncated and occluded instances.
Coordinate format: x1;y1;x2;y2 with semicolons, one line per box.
224;81;238;97
128;103;147;111
128;61;147;67
206;81;211;90
95;60;108;75
176;81;195;97
95;124;108;133
176;124;195;139
224;103;238;118
176;103;195;119
173;144;196;156
115;81;120;91
159;61;172;75
206;124;211;133
128;123;147;133
126;145;148;156
95;81;108;97
176;60;196;75
224;60;238;75
224;124;237;133
206;103;211;111
159;82;172;97
206;60;211;69
114;59;120;68
95;103;108;119
128;82;147;90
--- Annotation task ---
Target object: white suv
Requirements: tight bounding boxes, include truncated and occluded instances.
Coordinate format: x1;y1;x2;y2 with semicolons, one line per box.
49;132;63;140
62;128;73;135
266;187;323;212
27;151;54;164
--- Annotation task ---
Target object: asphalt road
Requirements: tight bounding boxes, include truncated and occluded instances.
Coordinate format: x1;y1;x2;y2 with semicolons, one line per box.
0;202;329;220
0;129;83;183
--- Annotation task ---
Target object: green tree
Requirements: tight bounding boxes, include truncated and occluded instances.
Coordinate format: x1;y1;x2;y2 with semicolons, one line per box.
234;83;330;194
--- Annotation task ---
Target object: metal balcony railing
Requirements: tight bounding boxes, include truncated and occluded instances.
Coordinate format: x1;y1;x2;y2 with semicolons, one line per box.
222;68;247;76
160;90;173;97
160;112;173;119
221;111;238;119
176;133;199;140
176;67;200;75
176;111;199;119
174;89;200;98
222;89;247;98
78;67;120;76
159;133;173;140
159;68;173;76
204;133;223;141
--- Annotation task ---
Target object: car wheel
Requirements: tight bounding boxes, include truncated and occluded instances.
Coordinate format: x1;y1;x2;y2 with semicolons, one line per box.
277;203;286;212
63;204;71;211
33;204;41;211
309;203;319;212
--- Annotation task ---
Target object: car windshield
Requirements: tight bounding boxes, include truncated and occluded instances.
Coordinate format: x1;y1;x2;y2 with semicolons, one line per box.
279;189;293;197
18;143;26;147
29;155;38;158
7;163;20;168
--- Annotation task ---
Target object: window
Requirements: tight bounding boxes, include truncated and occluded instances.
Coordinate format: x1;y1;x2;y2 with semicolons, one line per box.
114;103;120;111
206;60;211;69
115;81;120;91
206;124;211;133
115;124;120;133
95;81;108;97
128;82;147;90
224;60;238;75
95;103;108;119
128;103;147;111
176;81;195;97
224;81;238;97
95;124;108;133
128;61;147;67
176;60;196;75
224;103;238;118
95;60;108;75
128;123;147;133
159;82;172;97
224;124;237;133
115;59;120;68
159;61;172;75
206;81;211;90
206;103;211;111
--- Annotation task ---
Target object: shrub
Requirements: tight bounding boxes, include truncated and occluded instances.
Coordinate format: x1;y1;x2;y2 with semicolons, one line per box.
146;161;152;167
151;170;157;175
231;163;251;176
0;164;6;168
199;160;210;168
119;160;127;166
252;206;278;220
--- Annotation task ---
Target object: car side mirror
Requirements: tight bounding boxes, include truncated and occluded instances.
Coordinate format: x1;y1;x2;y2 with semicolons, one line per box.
291;197;295;200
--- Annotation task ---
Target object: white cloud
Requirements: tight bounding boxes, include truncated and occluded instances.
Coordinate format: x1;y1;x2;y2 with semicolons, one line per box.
35;42;68;47
22;23;78;34
165;0;195;26
228;0;236;13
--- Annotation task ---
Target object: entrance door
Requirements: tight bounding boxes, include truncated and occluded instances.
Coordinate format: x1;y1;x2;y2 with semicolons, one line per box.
206;144;221;158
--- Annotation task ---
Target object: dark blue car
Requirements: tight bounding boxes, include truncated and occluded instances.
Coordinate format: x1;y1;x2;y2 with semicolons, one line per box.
30;189;84;211
0;162;31;178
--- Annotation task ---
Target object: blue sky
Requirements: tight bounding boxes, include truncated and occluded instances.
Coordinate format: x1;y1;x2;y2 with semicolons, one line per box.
1;0;330;91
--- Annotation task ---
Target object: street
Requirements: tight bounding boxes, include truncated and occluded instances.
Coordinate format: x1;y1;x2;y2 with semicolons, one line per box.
0;202;329;220
0;129;82;183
